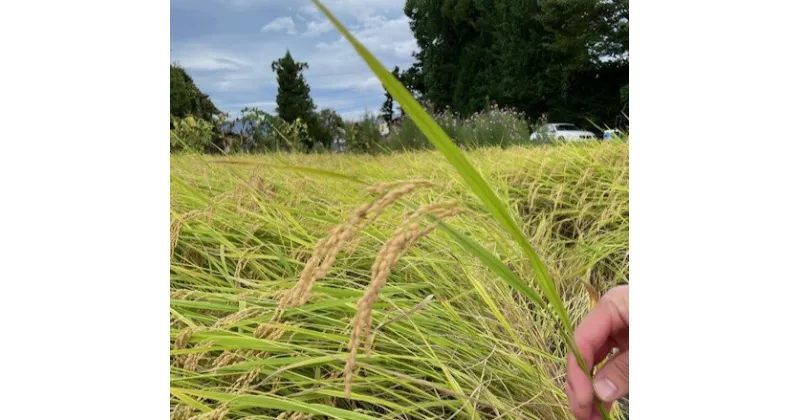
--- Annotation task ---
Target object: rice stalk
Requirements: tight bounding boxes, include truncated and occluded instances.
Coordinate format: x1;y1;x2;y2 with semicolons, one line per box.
345;201;461;398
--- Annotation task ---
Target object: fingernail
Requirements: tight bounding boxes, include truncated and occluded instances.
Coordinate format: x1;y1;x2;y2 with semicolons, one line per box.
594;378;618;401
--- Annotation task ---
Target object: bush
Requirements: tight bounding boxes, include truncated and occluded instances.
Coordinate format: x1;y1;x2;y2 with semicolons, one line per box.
170;115;214;153
457;105;529;148
344;112;383;154
284;118;312;152
230;108;326;153
385;104;530;151
385;117;431;151
234;108;276;153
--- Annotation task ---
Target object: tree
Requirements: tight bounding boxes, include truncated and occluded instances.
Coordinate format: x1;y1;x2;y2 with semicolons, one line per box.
380;90;394;123
400;60;425;102
381;66;403;122
381;66;400;124
271;50;317;126
170;64;220;122
317;108;345;147
345;113;382;154
390;66;405;117
236;107;279;152
403;0;628;127
271;51;332;151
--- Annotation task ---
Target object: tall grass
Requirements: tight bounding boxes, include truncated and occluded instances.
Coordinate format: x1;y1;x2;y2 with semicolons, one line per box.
170;143;629;419
384;106;530;152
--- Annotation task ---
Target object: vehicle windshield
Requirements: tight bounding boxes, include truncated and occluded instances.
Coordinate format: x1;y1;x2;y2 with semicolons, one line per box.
555;124;580;131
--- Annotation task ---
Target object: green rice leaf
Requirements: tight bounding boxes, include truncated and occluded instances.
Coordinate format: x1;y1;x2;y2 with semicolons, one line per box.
312;1;608;417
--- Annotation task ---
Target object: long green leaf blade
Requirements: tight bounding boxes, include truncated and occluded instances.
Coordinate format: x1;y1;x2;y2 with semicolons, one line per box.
310;0;573;336
312;2;607;417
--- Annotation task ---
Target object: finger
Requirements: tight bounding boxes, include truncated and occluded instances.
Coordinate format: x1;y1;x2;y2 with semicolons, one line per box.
566;350;593;418
566;381;591;420
569;285;628;412
566;340;613;413
565;382;579;418
575;285;629;368
593;350;630;402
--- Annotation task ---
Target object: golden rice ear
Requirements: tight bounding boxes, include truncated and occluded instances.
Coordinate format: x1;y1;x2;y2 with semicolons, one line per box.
582;280;600;308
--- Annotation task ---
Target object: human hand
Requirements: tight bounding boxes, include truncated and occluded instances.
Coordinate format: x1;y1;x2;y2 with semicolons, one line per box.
566;285;629;420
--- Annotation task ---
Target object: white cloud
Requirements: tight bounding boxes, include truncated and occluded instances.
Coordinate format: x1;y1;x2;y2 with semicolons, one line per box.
300;14;417;93
175;57;242;71
298;1;404;19
315;97;358;110
299;4;319;16
303;19;333;37
261;16;296;35
392;39;417;58
210;0;272;8
171;44;251;71
172;1;416;117
308;73;382;91
212;72;271;92
340;108;380;121
312;15;416;59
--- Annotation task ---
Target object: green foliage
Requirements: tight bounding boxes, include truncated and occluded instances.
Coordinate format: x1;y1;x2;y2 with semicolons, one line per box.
260;117;309;153
207;113;245;154
344;113;382;154
310;141;328;154
236;107;278;152
385;116;431;151
457;105;530;148
285;118;312;151
403;0;628;126
272;51;317;128
385;105;529;151
380;90;394;123
391;66;406;116
170;115;214;153
380;66;403;122
399;61;425;101
271;51;335;151
317;108;346;148
620;84;629;108
170;64;220;122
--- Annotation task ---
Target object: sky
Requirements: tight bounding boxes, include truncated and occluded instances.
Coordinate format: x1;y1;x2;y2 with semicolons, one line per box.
170;0;417;121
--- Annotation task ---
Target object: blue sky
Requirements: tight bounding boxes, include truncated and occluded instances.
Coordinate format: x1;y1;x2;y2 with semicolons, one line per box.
170;0;417;121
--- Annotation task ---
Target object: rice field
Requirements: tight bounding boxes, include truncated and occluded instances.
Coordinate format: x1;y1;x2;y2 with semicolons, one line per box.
170;142;629;419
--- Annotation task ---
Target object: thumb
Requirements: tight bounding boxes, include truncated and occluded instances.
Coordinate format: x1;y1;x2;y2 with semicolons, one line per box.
593;350;629;403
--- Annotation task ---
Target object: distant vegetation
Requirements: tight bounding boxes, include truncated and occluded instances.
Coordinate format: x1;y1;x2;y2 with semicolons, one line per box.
170;0;628;154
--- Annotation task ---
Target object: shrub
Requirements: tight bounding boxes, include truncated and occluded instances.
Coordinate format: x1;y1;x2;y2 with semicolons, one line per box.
385;116;431;151
344;112;383;154
285;118;312;152
457;105;529;149
235;108;276;153
385;105;530;151
170;115;214;153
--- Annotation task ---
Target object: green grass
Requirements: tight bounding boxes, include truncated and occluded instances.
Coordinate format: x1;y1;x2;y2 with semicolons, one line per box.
170;143;629;419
